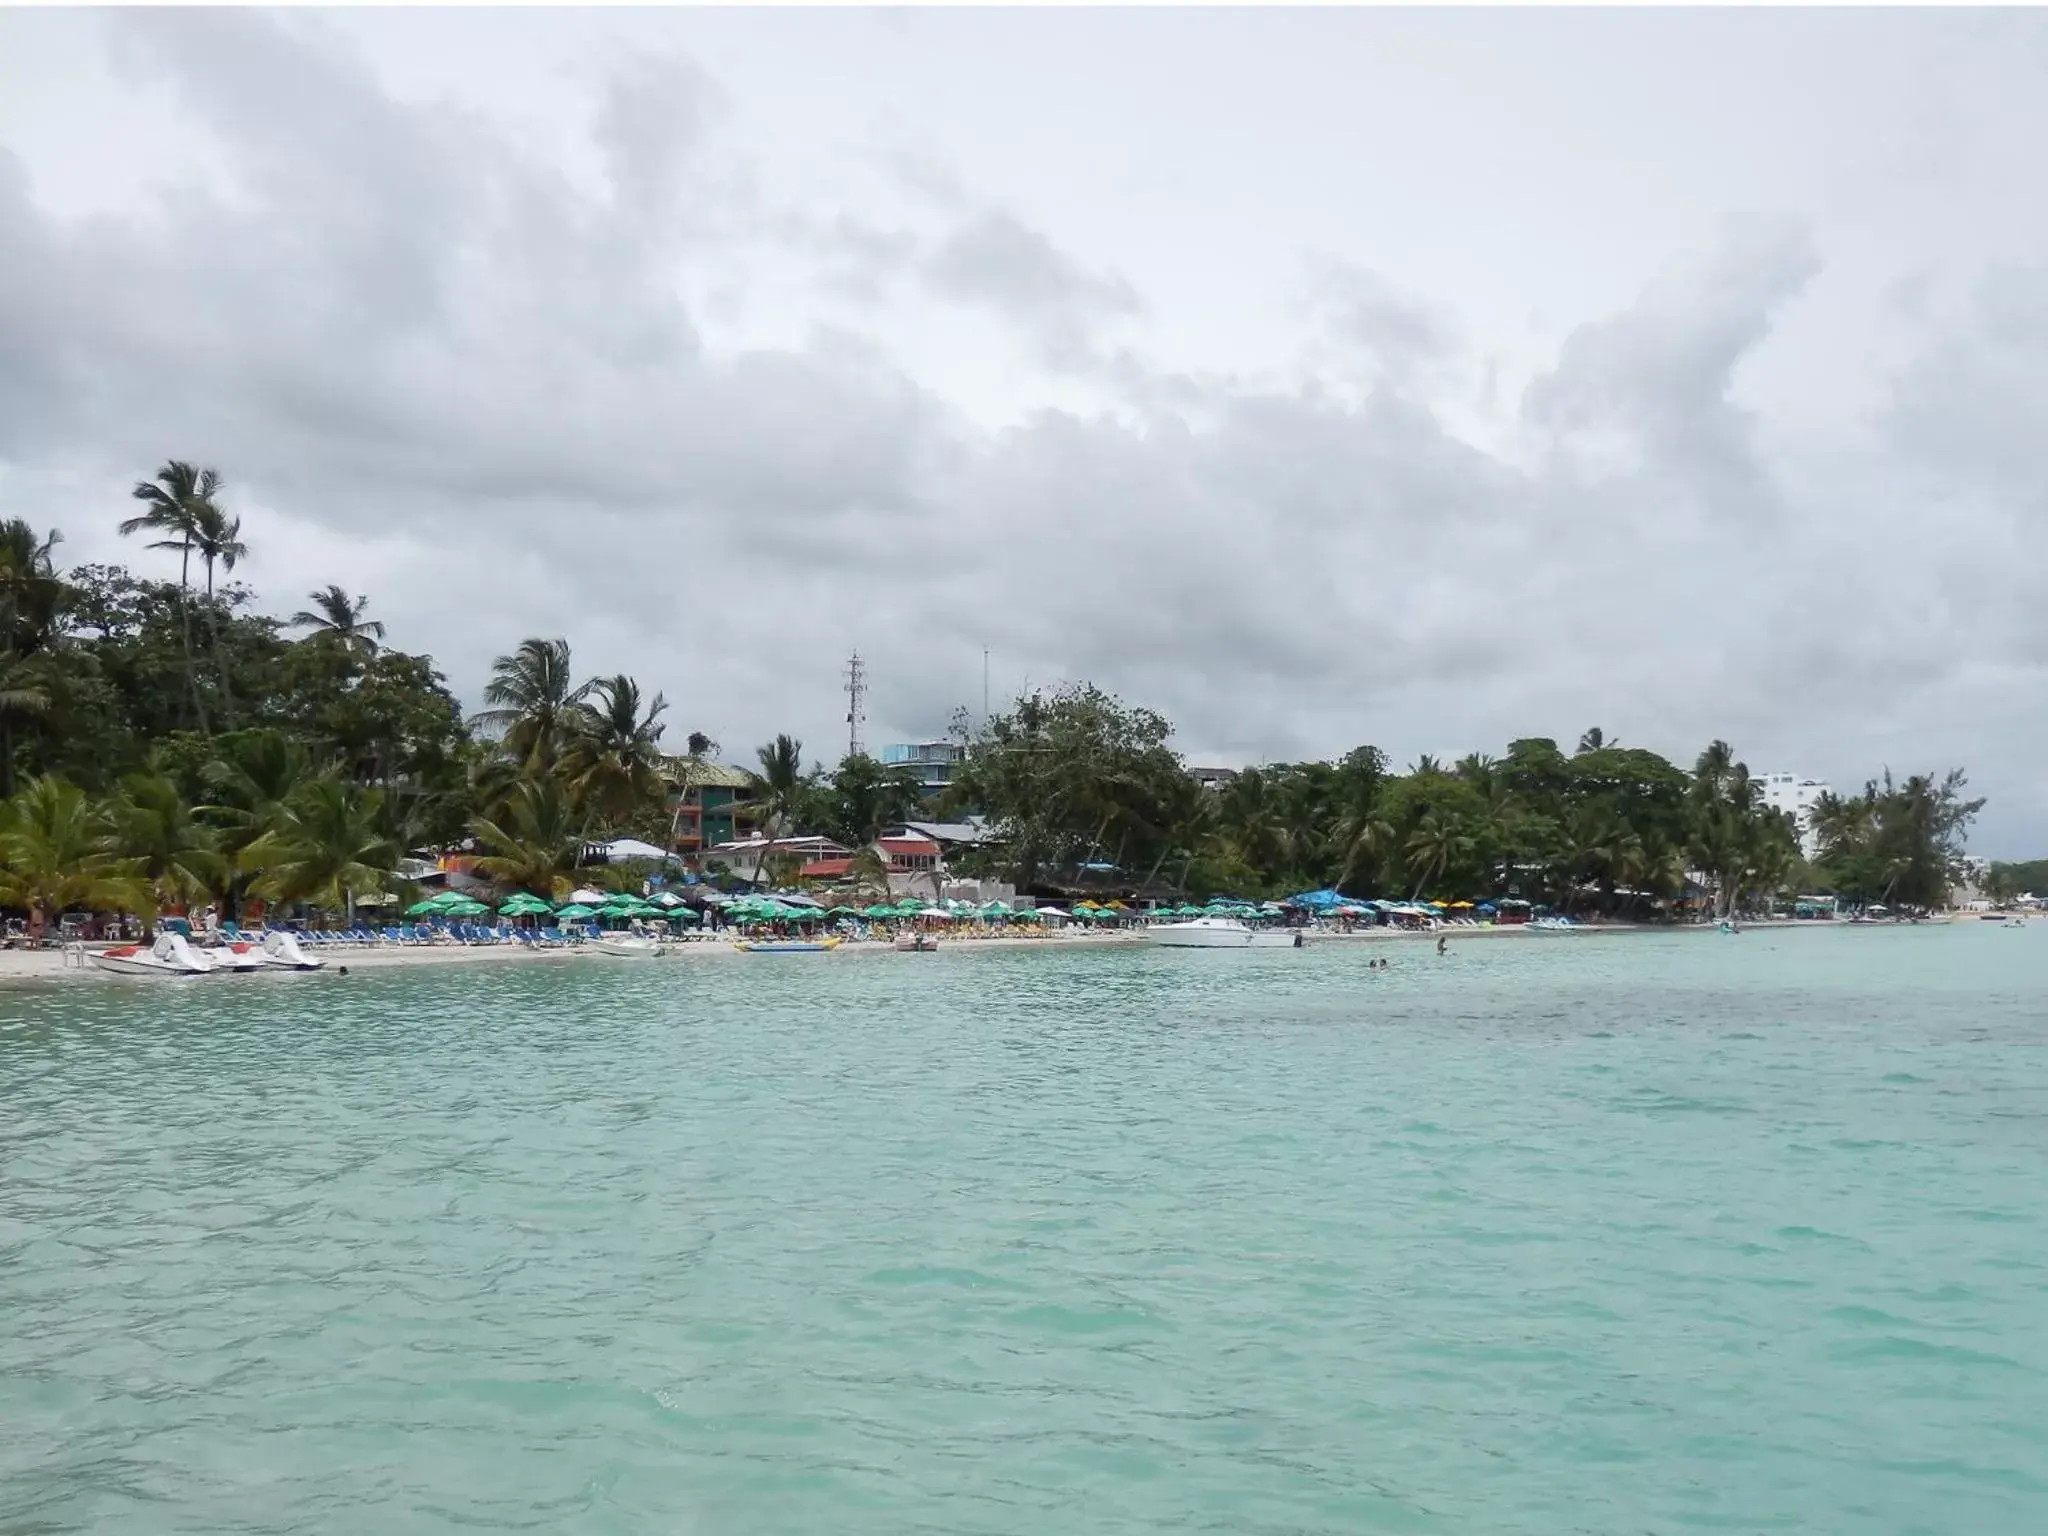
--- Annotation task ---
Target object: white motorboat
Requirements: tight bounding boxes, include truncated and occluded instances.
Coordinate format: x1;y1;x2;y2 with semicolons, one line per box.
590;934;666;958
260;930;326;970
1144;917;1302;949
90;932;216;977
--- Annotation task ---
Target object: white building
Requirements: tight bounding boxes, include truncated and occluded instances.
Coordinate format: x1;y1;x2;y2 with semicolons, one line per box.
1759;772;1831;858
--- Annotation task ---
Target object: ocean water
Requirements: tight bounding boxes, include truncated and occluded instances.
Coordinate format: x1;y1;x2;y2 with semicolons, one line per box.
3;925;2045;1534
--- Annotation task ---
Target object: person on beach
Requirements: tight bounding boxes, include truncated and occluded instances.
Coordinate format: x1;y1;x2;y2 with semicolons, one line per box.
1436;935;1447;956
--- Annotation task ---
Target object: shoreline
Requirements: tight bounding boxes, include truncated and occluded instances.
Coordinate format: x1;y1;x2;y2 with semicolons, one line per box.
0;915;1967;985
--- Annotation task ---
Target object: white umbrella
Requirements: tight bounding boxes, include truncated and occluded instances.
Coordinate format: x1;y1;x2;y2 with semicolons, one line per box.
1034;906;1071;919
650;890;688;907
569;887;605;905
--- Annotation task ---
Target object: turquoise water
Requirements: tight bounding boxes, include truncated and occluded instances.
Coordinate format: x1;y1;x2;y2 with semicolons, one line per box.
3;926;2045;1534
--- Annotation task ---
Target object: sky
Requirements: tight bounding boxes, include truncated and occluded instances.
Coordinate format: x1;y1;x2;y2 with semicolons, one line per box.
1;8;2045;853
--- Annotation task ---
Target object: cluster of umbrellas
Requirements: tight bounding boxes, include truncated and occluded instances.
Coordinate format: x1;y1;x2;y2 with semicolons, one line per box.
402;888;699;926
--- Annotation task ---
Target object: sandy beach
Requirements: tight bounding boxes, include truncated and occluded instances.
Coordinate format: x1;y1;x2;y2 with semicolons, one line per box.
0;916;1925;985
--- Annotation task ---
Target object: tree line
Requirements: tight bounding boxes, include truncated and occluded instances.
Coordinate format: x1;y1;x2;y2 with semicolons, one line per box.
937;684;1986;915
0;460;1994;930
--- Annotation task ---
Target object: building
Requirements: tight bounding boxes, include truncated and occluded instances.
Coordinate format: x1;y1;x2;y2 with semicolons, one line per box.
1759;772;1831;858
666;760;757;855
881;740;964;793
1188;766;1238;791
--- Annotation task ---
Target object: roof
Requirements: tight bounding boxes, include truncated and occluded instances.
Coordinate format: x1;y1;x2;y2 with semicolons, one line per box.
801;857;853;877
878;836;940;855
666;758;756;791
899;819;988;845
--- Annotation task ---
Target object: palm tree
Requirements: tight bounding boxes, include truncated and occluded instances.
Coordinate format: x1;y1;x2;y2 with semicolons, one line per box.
292;585;386;659
1404;810;1474;901
846;846;892;899
191;502;248;726
561;674;669;832
0;776;148;934
1336;807;1395;892
121;460;224;735
469;778;586;898
1577;727;1616;754
469;638;590;773
113;774;222;936
749;733;808;882
0;654;51;802
244;779;400;923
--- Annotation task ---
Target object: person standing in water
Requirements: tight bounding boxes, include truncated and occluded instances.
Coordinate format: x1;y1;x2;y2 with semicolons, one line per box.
1436;934;1447;956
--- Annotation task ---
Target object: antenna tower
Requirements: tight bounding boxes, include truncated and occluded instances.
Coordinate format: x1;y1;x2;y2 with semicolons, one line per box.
844;651;867;758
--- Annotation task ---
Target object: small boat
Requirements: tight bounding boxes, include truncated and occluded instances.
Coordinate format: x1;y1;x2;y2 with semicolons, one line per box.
590;935;666;958
260;931;326;970
1144;917;1299;950
90;932;215;977
204;941;277;972
733;937;841;953
894;933;940;952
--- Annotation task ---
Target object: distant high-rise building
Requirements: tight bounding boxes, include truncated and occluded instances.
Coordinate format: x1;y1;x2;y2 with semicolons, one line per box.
1759;772;1831;858
881;740;964;793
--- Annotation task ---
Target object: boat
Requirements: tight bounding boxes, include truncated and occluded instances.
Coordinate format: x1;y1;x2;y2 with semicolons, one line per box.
259;930;326;970
1144;917;1300;950
894;933;940;952
90;932;216;977
589;935;666;958
204;941;277;972
732;937;841;953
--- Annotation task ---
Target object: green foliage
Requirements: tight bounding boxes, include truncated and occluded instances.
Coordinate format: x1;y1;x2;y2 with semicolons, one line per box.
1809;771;1983;909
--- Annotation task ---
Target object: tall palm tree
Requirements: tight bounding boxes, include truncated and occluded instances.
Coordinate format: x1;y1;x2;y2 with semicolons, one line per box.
748;733;808;882
121;460;224;735
244;779;400;924
113;774;222;937
0;776;148;934
191;502;247;726
469;638;590;773
291;585;385;659
561;674;669;832
1577;727;1616;754
469;778;586;898
1404;810;1474;901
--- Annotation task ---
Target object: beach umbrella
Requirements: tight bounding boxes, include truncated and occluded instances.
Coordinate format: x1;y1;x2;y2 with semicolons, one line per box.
860;903;897;918
442;899;489;917
979;899;1011;915
404;898;443;916
667;907;701;924
1034;906;1070;919
555;903;596;920
499;894;552;915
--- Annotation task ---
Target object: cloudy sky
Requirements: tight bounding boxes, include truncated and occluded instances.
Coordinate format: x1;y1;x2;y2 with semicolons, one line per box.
2;8;2045;851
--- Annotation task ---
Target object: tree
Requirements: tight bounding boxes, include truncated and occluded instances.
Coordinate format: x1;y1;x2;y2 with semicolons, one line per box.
818;753;924;847
121;461;225;734
113;773;222;936
1404;809;1475;900
0;520;67;797
244;778;400;922
749;733;811;881
470;638;590;773
291;585;386;660
469;778;586;898
561;674;669;832
0;776;147;932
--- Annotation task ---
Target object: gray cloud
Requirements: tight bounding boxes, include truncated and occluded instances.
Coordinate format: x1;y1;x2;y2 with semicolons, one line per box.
2;9;2045;852
924;210;1141;366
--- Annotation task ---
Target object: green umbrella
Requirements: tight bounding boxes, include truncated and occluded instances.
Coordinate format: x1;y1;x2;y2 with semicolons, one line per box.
555;904;597;920
979;900;1011;915
404;899;442;916
443;899;489;917
862;903;897;918
893;898;924;913
499;894;552;915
